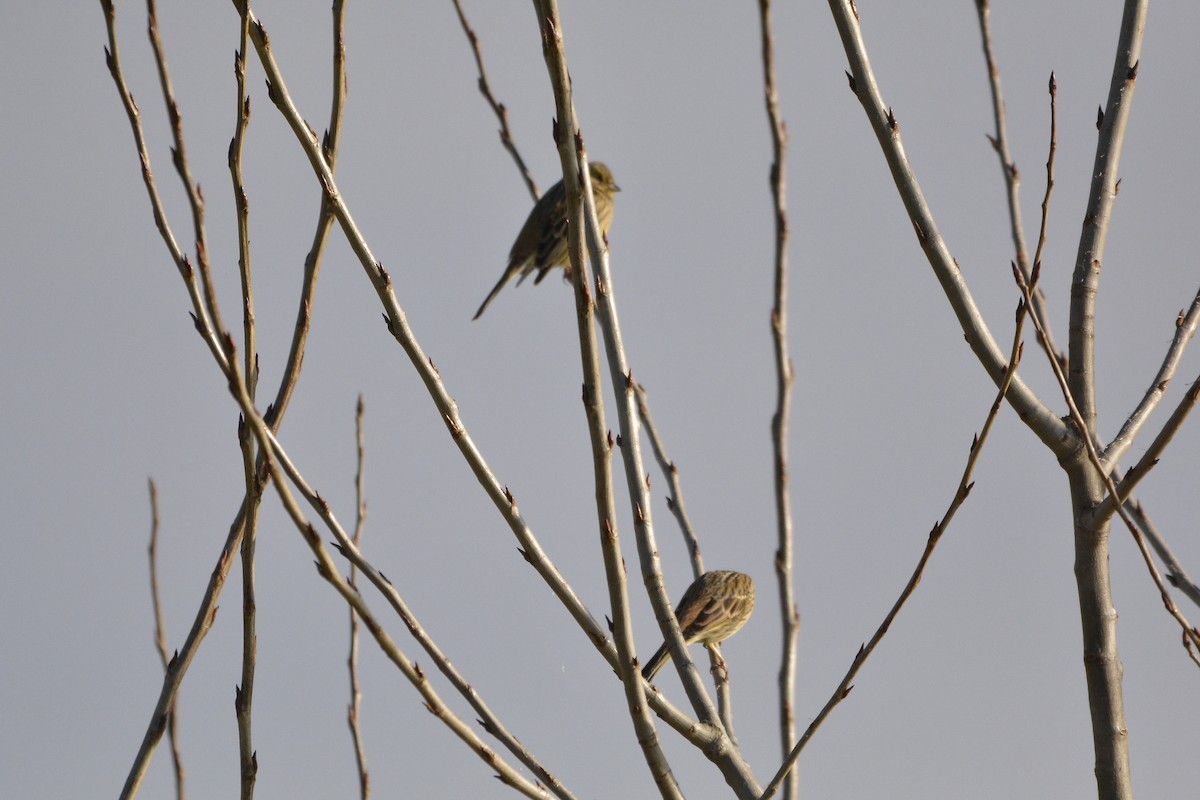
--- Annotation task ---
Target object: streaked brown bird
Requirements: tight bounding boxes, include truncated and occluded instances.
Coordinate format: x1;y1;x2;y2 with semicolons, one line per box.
473;162;620;320
641;570;755;681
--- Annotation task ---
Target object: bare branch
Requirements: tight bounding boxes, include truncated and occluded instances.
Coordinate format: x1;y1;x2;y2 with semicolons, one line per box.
975;2;1064;367
146;479;185;800
756;0;797;788
634;384;705;577
762;291;1028;800
1125;496;1200;609
451;0;539;201
229;7;260;798
1013;262;1200;655
1103;288;1200;466
224;361;558;800
109;0;350;790
826;0;1069;451
529;3;684;796
347;395;370;800
1066;2;1147;431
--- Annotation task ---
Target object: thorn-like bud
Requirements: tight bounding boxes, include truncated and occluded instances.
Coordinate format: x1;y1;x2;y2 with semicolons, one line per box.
1127;60;1139;81
1176;309;1185;328
1096;106;1104;130
1115;178;1121;195
1049;72;1056;95
986;134;999;151
886;107;897;131
845;70;857;93
912;220;926;244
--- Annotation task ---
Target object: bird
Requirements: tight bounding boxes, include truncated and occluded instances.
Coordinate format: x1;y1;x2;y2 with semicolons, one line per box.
641;570;755;681
473;161;620;320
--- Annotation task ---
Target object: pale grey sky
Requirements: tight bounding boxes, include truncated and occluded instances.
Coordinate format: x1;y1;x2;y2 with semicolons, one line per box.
3;2;1198;798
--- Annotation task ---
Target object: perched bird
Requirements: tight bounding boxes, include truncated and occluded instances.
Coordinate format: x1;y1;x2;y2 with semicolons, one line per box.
641;570;755;681
473;161;620;320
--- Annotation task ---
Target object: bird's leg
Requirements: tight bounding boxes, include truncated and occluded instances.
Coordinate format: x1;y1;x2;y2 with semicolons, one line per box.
707;644;729;681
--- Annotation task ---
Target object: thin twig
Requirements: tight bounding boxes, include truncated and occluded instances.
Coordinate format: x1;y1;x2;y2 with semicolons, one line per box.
145;0;232;366
1103;370;1200;514
451;0;539;201
147;479;185;800
1125;495;1200;609
975;1;1064;367
229;6;259;797
756;0;797;788
634;384;704;577
347;396;370;800
1102;286;1200;466
761;294;1029;800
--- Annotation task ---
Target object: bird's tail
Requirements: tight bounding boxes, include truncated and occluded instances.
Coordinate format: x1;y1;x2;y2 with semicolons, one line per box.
473;269;516;320
641;645;671;680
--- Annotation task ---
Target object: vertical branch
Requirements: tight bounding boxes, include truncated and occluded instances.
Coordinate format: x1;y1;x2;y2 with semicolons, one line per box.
347;396;370;800
1067;1;1145;428
147;479;185;800
1062;4;1146;797
756;2;796;795
530;4;700;797
229;5;260;798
